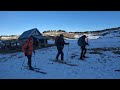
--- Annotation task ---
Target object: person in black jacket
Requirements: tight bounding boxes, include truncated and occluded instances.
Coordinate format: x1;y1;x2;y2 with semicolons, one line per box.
78;35;89;60
55;34;69;62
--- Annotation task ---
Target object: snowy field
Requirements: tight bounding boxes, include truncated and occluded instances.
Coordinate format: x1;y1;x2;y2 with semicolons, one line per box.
0;30;120;79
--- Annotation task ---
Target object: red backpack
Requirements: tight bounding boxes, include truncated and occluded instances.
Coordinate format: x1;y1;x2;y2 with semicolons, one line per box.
54;36;60;46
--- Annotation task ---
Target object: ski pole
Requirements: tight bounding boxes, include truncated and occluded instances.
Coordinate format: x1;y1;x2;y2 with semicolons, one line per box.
67;43;69;61
34;53;36;68
21;56;25;70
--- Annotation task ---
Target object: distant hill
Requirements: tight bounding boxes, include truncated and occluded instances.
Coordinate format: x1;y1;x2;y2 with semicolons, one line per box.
0;35;20;40
0;26;120;40
42;26;120;39
42;31;75;39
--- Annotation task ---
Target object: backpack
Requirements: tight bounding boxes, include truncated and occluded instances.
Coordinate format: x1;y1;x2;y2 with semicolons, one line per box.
77;37;82;46
54;36;60;46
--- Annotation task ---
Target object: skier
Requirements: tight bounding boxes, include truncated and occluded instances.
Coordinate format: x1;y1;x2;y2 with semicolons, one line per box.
55;34;69;62
22;36;35;70
78;35;89;60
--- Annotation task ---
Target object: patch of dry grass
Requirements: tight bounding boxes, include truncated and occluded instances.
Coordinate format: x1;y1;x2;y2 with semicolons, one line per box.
112;51;120;55
88;51;102;55
88;47;120;55
88;47;120;51
0;44;55;54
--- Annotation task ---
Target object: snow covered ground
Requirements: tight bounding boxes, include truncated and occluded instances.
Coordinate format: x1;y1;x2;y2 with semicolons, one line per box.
0;30;120;79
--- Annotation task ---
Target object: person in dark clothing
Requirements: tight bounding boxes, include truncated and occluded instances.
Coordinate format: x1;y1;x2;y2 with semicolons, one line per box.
78;35;89;60
55;34;69;62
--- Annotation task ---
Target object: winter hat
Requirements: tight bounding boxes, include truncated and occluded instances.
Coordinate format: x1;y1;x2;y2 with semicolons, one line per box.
82;35;86;38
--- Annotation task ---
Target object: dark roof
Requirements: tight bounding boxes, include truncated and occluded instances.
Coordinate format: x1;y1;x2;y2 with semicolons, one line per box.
32;35;47;39
18;28;42;40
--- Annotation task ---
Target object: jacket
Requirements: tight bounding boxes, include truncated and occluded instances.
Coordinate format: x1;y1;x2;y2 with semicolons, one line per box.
22;37;33;56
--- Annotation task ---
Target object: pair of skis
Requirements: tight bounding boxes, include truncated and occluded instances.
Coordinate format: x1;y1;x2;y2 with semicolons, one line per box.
24;58;78;74
24;66;47;74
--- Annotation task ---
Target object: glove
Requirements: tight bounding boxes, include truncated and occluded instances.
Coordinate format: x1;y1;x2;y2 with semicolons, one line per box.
86;43;89;45
33;51;35;54
24;53;27;56
66;43;69;45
